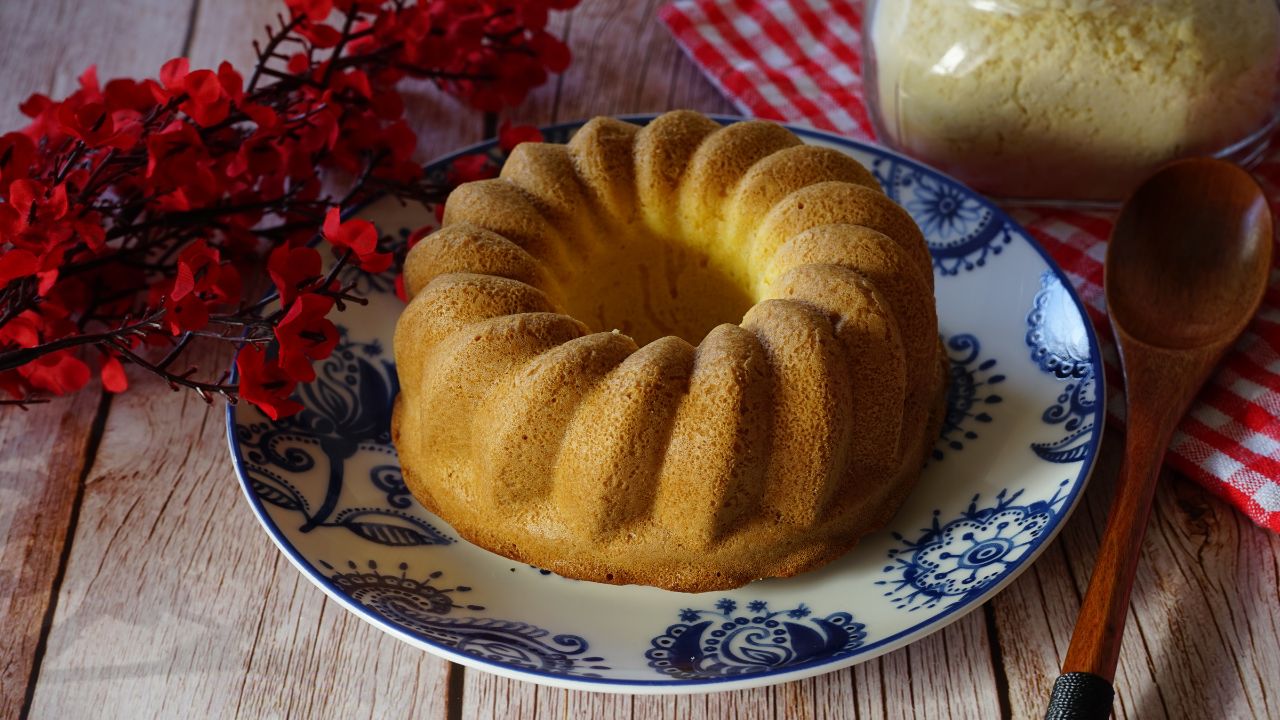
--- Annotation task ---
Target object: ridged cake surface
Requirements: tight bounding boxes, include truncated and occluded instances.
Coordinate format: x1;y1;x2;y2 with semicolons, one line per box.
392;111;947;592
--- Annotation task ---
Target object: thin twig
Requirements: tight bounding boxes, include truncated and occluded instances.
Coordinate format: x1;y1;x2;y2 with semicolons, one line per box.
109;339;238;402
0;397;50;409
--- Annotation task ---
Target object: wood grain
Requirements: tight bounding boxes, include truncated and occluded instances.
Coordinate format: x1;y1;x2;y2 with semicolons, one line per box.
23;346;454;720
995;435;1280;719
0;392;102;719
3;0;1280;718
0;0;197;716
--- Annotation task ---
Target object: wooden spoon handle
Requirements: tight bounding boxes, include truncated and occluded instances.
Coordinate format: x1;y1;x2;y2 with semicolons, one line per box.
1045;346;1202;719
1061;404;1170;680
1042;427;1165;719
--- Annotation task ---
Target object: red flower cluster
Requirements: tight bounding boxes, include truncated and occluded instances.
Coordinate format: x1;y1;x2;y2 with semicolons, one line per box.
0;0;575;417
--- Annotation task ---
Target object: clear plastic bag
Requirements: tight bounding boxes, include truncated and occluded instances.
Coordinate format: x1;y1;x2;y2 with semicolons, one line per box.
863;0;1280;201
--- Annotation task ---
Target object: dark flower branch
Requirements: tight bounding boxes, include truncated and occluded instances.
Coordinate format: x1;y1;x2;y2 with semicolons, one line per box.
0;0;574;418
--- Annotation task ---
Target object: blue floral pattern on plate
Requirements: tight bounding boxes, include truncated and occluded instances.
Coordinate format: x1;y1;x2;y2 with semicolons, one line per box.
645;599;867;680
877;482;1071;611
1026;272;1099;463
872;157;1016;275
235;335;452;546
934;333;1005;461
227;115;1104;692
325;560;610;677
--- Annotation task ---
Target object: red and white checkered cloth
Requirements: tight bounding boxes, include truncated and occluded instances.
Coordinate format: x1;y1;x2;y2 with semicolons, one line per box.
660;0;1280;531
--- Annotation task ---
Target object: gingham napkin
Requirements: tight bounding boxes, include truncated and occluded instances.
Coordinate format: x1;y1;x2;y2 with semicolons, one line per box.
660;0;1280;531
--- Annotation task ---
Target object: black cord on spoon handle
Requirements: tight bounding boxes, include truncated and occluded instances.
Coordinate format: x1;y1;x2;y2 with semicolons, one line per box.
1045;672;1115;719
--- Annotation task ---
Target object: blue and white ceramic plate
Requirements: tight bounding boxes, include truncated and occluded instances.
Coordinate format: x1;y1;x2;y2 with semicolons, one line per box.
227;116;1104;693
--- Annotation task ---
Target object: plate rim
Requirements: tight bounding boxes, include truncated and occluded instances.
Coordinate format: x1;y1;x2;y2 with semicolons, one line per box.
225;114;1107;693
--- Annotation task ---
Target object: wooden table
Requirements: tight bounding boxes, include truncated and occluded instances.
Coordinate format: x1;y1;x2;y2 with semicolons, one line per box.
2;1;1278;718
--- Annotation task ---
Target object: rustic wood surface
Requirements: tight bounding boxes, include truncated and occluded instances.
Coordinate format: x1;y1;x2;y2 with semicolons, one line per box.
1;1;1277;719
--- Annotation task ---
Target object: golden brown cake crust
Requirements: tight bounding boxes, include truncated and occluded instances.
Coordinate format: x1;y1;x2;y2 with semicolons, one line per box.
392;111;948;592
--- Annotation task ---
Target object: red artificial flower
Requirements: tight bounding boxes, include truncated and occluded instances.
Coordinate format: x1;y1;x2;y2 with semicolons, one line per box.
163;293;211;334
21;349;91;395
274;293;339;382
152;240;239;335
103;77;161;113
181;70;232;126
394;273;408;302
236;346;303;419
0;249;39;288
227;135;284;179
99;352;128;393
146;121;205;184
75;66;104;100
446;14;487;51
322;207;391;272
498;121;543;152
0;132;36;193
57;101;115;147
7;179;69;226
241;102;281;132
285;0;334;20
18;93;59;140
0;370;24;400
35;269;59;296
286;52;310;75
217;62;245;104
152;59;234;126
0;205;17;242
71;213;107;252
296;107;340;153
375;122;419;178
0;311;40;348
530;31;572;73
447;153;496;185
267;245;323;305
158;57;190;97
299;21;344;49
331;69;372;99
172;239;241;304
519;3;550;28
369;87;404;120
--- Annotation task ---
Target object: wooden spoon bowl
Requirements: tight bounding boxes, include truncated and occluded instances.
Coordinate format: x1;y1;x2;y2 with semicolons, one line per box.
1107;158;1273;350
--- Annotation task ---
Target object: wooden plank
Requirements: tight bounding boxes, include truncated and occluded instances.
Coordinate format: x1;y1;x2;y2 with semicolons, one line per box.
995;432;1280;719
0;392;102;718
851;611;1003;719
0;0;196;715
24;345;450;719
21;343;445;717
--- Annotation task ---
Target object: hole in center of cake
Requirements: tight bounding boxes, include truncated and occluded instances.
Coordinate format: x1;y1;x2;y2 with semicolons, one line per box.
559;230;755;347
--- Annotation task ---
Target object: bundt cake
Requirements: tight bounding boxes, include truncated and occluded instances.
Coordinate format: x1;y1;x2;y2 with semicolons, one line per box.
392;110;948;592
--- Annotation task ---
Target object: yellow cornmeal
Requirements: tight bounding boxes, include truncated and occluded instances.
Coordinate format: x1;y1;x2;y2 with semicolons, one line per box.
870;0;1280;199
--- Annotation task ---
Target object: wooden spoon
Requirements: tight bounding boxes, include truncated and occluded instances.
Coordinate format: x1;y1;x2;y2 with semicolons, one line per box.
1045;158;1273;719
